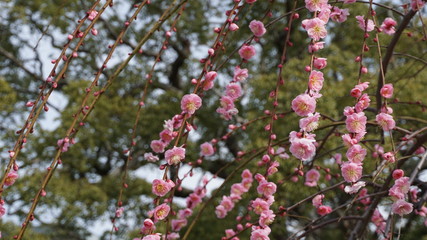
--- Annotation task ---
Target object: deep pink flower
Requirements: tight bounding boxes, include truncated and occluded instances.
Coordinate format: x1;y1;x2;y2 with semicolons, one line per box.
242;169;253;179
376;113;396;131
354;93;370;112
312;194;324;208
317;205;332;216
202;71;217;91
341;162;363;183
291;94;316;117
246;0;257;3
140;219;156;234
346;144;367;164
356;16;374;32
308;70;324;91
382;152;395;163
200;142;214;157
152;179;175;197
249;20;266;37
239;45;256;60
411;0;425;10
305;169;320;187
380;83;394;98
313;58;327;70
0;204;6;218
88;10;98;21
233;67;249;82
4;171;18;186
346;112;367;133
330;7;350;23
181;93;202;115
226;83;242;100
159;129;174;144
380;18;397;35
302;18;328;41
165;146;186;165
305;0;328;12
392;169;404;179
153;203;170;222
392;199;413;216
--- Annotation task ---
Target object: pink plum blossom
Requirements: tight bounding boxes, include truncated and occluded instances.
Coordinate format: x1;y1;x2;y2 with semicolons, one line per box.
229;23;239;31
4;171;18;186
289;134;317;161
354;93;370;112
153;203;170;222
341;162;363;183
392;199;413;216
356;16;374;32
346;112;367;133
305;0;329;12
382;152;395;163
226;83;243;100
411;0;425;10
250;227;271;240
302;18;328;41
144;152;159;162
239;45;256;60
252;198;269;214
200;142;214;157
233;67;249;82
152;179;175;197
376;113;395;131
392;169;404;179
380;18;397;35
150;140;166;153
257;180;277;197
308;70;324;91
203;71;217;91
317;205;332;216
88;10;98;21
171;218;187;231
346;144;367;164
140;219;156;234
181;93;202;115
291;94;317;117
299;112;320;132
249;20;266;37
308;42;325;53
313;58;327;70
0;204;5;218
165;146;186;165
380;83;394;98
312;194;324;208
330;7;350;23
305;169;320;187
371;209;386;234
344;181;366;194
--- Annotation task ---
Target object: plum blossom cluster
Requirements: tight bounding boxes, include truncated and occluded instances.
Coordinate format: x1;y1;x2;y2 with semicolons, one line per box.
215;169;253;219
312;194;332;216
376;84;396;132
388;173;413;216
339;82;371;190
216;67;248;120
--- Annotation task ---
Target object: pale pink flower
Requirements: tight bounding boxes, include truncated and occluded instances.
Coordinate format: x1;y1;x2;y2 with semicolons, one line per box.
144;152;159;162
305;169;320;187
181;94;202;115
308;70;324;91
153;203;170;222
355;16;374;32
88;10;98;21
115;207;124;218
225;229;236;238
177;208;192;218
330;7;350;23
226;83;243;100
346;144;367;164
231;183;247;196
312;194;324;208
334;153;342;165
267;161;280;176
343;106;355;116
341;162;363;183
242;178;253;191
299;112;320;132
249;20;266;37
382;152;395;163
233;67;249;82
215;205;227;218
4;171;18;186
392;199;413;216
239;45;256;60
313;58;327;70
318;7;332;23
242;169;253;179
317;205;332;216
344;181;366;194
376;113;395;131
220;196;235;211
354;93;370;112
165;146;186;165
200;142;214;157
150;140;166;153
305;0;329;12
159;129;174;144
291;94;316;117
142;234;161;240
152;179;175;197
166;233;180;240
392;169;404;179
252;198;269;214
202;71;217;91
380;18;397;35
250;227;271;240
302;18;328;41
289;135;317;161
380;83;394;98
257;180;277;197
259;209;275;228
308;42;325;53
346;112;367;133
